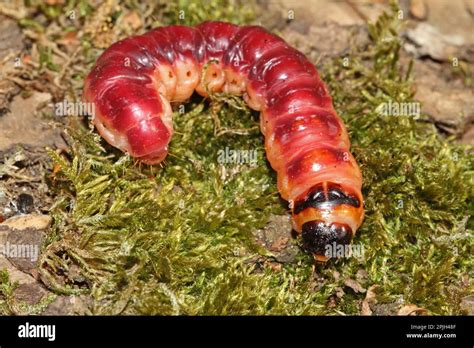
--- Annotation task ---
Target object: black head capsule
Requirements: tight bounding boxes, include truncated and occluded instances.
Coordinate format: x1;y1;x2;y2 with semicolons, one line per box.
301;220;353;257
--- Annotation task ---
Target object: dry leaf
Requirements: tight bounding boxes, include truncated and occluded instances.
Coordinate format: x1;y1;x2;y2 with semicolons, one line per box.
397;304;428;316
361;284;379;316
361;300;372;315
344;278;366;294
366;285;378;303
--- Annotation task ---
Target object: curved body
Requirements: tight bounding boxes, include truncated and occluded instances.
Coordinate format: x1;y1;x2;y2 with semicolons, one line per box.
83;21;364;260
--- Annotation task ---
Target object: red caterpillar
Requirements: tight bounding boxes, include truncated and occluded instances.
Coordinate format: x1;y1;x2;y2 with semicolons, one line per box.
83;21;364;261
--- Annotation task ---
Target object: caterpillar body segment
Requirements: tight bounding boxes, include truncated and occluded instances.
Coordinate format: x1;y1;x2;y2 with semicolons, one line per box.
83;21;364;261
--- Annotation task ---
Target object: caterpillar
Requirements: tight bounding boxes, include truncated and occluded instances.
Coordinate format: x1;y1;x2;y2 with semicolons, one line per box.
83;21;364;261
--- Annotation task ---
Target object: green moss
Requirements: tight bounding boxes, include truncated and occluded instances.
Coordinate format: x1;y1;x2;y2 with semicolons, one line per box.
154;0;256;26
0;270;17;315
0;270;56;315
35;1;473;315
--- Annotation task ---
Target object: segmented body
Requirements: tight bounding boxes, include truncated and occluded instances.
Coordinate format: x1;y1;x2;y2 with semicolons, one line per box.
83;21;364;260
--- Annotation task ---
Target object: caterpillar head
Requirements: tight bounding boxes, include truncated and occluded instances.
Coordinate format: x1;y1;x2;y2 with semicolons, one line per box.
301;220;353;262
292;182;364;262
